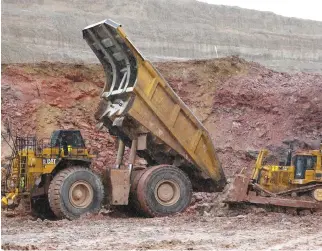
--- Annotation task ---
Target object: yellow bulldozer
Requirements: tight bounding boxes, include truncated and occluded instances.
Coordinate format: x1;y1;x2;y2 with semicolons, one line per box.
2;129;104;219
226;144;322;209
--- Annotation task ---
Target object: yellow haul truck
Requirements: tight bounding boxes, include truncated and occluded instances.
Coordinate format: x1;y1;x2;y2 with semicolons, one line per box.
82;19;227;217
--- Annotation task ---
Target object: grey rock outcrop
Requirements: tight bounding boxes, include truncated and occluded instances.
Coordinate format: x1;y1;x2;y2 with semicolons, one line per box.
2;0;322;73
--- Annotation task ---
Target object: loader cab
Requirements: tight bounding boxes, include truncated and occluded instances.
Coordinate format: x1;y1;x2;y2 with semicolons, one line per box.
293;155;317;179
50;130;85;148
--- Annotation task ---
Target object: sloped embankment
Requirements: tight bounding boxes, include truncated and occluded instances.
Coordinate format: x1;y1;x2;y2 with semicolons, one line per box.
2;57;322;177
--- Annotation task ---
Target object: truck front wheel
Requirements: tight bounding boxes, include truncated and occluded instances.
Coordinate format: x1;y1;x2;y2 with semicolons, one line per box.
48;166;104;220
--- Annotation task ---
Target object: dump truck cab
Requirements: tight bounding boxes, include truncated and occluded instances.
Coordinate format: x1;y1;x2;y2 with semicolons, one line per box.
50;130;86;150
45;129;90;161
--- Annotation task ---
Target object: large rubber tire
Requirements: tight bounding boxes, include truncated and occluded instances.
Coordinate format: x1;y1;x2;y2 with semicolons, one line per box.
136;165;192;217
128;169;147;215
48;166;104;220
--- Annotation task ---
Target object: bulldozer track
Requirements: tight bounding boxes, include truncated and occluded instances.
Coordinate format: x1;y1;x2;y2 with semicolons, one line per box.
276;184;322;196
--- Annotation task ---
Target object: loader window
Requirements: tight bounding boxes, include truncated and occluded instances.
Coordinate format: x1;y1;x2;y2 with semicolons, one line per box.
50;131;60;147
294;156;317;179
63;131;85;148
70;132;85;148
50;130;85;148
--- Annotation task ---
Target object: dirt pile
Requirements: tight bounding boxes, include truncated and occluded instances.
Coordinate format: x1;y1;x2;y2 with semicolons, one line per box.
1;63;115;172
157;57;322;176
2;57;322;177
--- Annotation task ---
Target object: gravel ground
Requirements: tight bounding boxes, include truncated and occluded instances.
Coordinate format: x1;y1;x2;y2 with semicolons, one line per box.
1;210;322;250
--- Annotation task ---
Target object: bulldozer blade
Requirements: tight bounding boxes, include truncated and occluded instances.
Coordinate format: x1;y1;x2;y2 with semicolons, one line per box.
225;174;251;203
225;174;322;210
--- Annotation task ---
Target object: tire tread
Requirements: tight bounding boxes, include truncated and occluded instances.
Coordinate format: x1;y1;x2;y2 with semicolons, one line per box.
48;166;104;220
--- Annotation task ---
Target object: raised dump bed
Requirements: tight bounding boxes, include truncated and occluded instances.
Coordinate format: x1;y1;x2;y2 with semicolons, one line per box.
83;19;226;216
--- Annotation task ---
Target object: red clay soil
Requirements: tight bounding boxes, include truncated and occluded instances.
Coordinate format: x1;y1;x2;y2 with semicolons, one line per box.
1;63;115;173
1;57;322;177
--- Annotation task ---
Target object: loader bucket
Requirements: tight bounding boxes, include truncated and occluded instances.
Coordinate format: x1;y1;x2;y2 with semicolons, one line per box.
83;20;226;192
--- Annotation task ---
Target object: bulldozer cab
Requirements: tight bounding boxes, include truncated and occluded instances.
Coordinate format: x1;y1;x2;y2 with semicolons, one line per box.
292;149;321;184
293;154;317;179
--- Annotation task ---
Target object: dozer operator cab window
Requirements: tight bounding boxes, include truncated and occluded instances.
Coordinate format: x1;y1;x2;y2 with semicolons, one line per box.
50;130;85;148
294;155;317;179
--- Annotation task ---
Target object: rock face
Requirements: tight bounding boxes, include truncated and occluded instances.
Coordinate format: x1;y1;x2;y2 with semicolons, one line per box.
2;0;322;73
156;57;322;176
1;63;115;172
2;58;321;176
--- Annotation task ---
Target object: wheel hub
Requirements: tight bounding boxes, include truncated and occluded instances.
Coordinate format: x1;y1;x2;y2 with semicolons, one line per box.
74;190;83;200
154;180;180;206
69;181;94;208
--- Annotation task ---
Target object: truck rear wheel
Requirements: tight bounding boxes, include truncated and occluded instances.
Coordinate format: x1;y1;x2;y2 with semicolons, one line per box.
48;166;104;220
136;165;192;217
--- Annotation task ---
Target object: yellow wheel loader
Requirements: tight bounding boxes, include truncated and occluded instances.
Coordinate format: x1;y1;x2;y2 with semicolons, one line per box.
226;144;322;210
1;130;104;219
